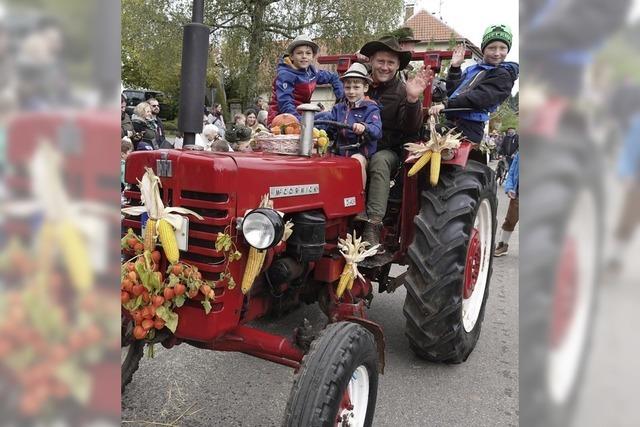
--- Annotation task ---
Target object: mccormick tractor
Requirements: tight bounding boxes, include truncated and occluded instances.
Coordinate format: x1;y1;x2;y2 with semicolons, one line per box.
121;2;497;425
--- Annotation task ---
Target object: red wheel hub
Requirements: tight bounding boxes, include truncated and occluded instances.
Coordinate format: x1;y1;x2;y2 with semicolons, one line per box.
464;228;482;299
336;389;353;426
551;238;578;348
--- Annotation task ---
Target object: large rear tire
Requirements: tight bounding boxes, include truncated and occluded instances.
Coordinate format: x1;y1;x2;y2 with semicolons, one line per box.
403;160;497;363
284;322;379;427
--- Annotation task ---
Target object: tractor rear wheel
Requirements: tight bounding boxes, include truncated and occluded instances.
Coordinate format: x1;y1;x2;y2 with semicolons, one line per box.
284;322;379;427
121;313;143;392
403;160;497;363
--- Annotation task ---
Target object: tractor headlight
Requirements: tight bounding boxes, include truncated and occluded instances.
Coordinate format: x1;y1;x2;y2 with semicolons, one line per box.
241;208;284;250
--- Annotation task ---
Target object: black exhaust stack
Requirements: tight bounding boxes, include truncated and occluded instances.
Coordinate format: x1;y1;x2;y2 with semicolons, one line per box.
178;0;209;147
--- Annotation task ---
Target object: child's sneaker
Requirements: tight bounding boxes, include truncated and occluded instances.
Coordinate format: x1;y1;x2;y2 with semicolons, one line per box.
494;242;508;257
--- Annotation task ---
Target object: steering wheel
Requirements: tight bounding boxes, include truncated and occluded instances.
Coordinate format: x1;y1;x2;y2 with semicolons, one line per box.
313;120;369;153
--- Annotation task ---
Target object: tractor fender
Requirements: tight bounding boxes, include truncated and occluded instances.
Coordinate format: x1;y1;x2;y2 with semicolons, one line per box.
441;140;473;167
343;316;386;374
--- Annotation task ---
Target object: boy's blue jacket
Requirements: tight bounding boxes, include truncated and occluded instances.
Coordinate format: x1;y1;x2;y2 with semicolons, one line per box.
505;151;519;196
446;61;519;123
316;98;382;159
268;56;344;124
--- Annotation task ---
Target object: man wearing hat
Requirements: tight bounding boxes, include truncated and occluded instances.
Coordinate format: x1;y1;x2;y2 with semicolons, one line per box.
356;36;433;249
429;24;519;147
267;34;344;124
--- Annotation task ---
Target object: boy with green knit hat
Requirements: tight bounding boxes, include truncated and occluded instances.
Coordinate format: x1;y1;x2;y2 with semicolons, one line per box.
430;24;519;155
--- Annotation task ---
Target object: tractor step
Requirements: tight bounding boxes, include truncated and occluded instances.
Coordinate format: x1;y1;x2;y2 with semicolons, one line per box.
360;252;394;269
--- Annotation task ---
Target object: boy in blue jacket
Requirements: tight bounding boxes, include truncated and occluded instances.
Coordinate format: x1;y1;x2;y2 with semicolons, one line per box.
429;24;519;149
318;62;382;188
267;34;344;124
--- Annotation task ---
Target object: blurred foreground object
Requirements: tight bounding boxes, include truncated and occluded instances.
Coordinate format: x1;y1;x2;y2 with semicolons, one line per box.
0;0;120;425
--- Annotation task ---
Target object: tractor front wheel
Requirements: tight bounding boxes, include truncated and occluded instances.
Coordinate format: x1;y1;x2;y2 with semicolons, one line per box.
121;313;144;392
404;160;497;363
284;322;379;427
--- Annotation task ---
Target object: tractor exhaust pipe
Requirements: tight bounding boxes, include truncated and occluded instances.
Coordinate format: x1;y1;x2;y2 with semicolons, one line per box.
178;0;209;147
297;104;321;156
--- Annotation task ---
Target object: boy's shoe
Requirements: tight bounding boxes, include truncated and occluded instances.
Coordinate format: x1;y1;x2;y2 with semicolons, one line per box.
494;242;508;257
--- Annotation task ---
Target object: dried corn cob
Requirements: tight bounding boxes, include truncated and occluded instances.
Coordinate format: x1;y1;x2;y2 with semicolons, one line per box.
144;218;157;251
58;220;92;291
408;151;432;177
157;218;179;263
241;248;266;294
430;151;441;186
336;263;355;297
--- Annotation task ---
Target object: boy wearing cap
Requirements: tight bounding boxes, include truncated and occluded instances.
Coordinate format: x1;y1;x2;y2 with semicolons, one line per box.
318;63;382;188
429;24;519;147
267;34;344;124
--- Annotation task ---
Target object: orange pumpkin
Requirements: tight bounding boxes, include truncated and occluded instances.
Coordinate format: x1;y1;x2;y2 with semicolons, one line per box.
271;113;299;128
271;126;282;135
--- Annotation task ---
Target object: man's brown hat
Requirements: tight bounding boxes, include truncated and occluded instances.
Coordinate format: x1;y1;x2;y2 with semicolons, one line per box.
360;36;412;70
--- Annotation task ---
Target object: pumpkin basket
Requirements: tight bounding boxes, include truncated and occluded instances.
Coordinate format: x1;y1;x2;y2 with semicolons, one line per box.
255;134;301;155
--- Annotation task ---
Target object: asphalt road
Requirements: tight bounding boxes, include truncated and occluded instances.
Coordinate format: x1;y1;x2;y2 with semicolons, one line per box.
122;175;519;427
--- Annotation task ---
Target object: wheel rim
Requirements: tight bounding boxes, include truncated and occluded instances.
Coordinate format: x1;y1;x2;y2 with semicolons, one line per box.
462;198;492;333
336;365;369;427
547;190;597;405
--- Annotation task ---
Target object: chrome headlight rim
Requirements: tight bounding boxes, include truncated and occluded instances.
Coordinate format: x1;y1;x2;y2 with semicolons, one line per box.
241;208;284;250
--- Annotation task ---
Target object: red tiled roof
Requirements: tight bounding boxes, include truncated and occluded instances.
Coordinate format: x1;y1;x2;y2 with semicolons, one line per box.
405;9;463;42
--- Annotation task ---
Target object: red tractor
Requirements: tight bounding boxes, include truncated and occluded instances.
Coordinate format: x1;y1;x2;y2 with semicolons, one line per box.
121;3;497;425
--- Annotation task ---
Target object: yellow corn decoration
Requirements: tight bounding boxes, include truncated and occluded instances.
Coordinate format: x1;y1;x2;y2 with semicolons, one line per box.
336;263;355;298
144;218;157;251
58;220;92;291
407;151;432;177
158;218;179;263
430;151;442;186
241;247;266;294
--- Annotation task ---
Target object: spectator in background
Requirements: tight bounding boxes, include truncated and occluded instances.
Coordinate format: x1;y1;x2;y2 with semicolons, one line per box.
121;137;133;191
196;124;229;152
208;103;226;138
234;113;246;126
254;96;268;112
498;127;519;167
257;110;268;128
495;151;519;257
131;102;157;150
148;98;170;148
245;109;268;135
121;93;134;138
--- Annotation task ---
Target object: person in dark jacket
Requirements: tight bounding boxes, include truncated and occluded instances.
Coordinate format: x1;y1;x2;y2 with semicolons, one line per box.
356;36;432;250
131;101;157;151
317;62;382;188
121;93;134;138
148;98;171;148
429;24;519;146
498;127;519;167
267;34;344;124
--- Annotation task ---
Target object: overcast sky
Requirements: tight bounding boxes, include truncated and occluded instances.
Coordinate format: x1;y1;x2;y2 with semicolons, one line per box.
414;0;519;63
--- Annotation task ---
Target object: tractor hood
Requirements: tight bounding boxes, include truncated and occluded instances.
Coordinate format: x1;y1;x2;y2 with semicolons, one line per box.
124;149;365;220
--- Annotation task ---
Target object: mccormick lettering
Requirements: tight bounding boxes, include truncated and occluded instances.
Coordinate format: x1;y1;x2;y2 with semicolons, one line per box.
269;184;320;199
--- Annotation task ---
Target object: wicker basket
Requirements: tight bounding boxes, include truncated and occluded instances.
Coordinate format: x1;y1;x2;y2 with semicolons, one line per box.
255;134;301;155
